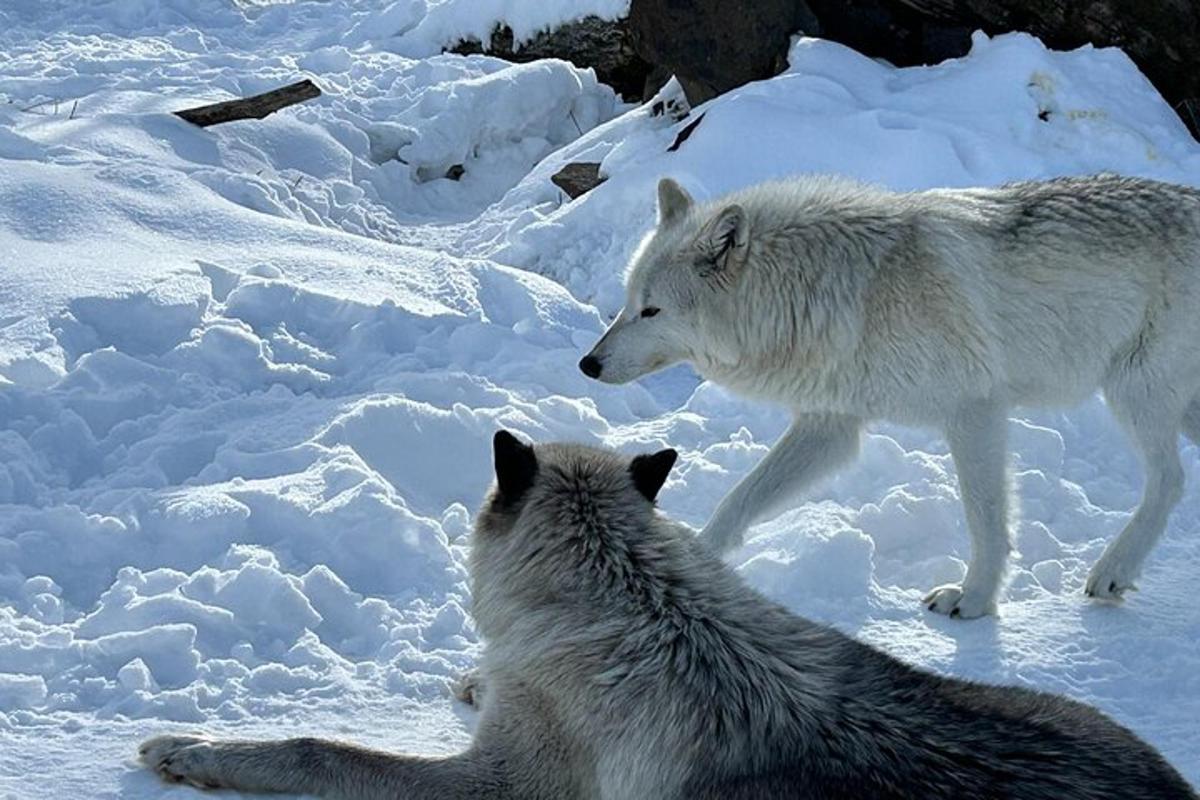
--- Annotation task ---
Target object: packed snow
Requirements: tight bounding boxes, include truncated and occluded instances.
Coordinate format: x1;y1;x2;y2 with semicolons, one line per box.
1;1;1198;797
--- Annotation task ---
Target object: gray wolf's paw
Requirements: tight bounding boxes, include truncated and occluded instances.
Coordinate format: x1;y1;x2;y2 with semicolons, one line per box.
139;734;224;790
923;584;992;619
1085;556;1137;601
452;670;483;707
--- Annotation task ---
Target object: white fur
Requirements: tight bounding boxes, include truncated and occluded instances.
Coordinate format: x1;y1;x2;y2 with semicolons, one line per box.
583;174;1200;617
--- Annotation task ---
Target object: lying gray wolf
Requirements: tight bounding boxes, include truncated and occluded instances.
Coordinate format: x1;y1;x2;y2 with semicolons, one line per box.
140;432;1195;798
582;173;1200;617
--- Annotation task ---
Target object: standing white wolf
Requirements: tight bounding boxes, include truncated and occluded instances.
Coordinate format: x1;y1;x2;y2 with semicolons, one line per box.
581;173;1200;618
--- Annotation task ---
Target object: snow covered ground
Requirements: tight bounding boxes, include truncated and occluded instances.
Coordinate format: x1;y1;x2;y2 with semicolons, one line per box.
1;2;1198;797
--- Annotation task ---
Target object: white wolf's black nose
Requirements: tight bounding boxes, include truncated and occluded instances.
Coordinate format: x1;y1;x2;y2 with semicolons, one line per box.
579;355;602;378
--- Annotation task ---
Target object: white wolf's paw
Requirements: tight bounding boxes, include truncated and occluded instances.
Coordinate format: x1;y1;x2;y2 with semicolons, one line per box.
452;670;483;707
923;584;992;619
139;734;224;790
1085;557;1138;601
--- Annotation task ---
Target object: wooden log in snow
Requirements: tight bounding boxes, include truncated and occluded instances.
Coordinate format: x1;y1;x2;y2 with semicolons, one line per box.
174;79;321;128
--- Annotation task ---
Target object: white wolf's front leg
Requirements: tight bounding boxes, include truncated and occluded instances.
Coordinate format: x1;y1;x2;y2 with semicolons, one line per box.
139;733;508;799
925;397;1012;619
698;414;862;553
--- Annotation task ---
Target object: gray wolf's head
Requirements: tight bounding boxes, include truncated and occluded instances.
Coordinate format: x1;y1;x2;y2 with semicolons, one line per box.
470;430;679;639
579;177;750;384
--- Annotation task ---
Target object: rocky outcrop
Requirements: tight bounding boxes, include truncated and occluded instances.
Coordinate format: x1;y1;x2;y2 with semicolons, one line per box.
450;1;1200;139
803;0;972;67
449;15;651;102
627;0;820;104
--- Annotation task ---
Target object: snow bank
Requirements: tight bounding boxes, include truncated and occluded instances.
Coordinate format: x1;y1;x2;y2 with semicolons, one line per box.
463;33;1200;311
1;3;1198;797
0;4;619;235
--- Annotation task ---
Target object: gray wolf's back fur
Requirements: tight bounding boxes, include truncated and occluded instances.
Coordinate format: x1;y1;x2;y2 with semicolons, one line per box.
139;435;1196;799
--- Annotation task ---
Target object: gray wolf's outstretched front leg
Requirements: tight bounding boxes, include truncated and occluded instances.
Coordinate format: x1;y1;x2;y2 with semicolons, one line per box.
140;733;509;799
698;413;862;553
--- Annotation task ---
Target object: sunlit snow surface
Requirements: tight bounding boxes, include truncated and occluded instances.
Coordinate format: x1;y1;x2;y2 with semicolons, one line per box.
1;2;1198;796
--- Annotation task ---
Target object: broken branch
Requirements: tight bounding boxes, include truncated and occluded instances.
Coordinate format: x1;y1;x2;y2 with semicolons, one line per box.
174;79;321;128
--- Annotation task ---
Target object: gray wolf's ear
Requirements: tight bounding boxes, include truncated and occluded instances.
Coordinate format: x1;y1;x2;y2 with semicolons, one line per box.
694;204;748;281
493;430;537;503
630;448;677;503
657;178;693;226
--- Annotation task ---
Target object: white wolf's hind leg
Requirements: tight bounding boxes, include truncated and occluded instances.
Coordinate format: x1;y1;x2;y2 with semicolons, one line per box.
925;397;1011;619
1086;389;1185;600
1182;397;1200;445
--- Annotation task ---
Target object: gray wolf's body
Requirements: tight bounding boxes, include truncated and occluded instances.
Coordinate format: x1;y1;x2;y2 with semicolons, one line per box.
581;173;1200;617
140;433;1195;799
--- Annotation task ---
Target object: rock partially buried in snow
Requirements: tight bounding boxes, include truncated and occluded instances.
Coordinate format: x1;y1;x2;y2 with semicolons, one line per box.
550;161;605;198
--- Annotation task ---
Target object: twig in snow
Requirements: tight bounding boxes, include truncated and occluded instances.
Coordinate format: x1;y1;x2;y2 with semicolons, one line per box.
174;79;321;128
19;97;59;114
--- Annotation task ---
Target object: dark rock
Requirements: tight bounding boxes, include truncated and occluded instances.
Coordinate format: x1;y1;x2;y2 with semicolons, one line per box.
919;21;975;64
449;16;652;102
805;0;928;66
643;64;675;104
551;162;606;199
627;0;821;104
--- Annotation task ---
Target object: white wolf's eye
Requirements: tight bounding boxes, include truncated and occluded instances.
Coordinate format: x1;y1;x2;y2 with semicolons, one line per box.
640;307;661;318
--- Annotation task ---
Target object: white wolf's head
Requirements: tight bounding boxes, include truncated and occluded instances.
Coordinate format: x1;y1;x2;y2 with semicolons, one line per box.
470;430;679;641
580;178;750;384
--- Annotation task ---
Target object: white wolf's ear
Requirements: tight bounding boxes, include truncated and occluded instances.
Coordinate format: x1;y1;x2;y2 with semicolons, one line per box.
657;178;693;226
493;430;537;504
630;448;677;503
694;204;749;282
